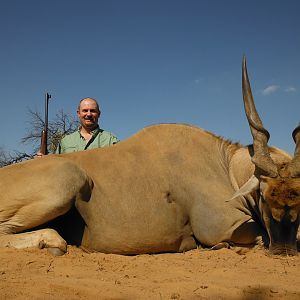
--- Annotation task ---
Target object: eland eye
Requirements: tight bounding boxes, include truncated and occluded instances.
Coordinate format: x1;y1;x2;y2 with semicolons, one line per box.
271;190;277;197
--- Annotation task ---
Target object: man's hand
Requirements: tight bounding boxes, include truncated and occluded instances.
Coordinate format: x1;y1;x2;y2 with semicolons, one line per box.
36;152;45;158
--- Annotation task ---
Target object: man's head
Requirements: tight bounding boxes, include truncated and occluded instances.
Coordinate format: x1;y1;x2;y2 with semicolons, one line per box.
77;97;101;131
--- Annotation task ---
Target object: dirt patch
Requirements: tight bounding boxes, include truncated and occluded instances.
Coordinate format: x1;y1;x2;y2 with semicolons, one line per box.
0;246;299;299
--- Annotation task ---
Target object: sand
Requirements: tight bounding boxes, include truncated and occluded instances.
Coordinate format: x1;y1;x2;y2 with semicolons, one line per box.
0;246;299;299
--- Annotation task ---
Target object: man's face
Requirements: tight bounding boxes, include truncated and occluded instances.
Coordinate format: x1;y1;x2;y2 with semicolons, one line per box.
77;99;100;130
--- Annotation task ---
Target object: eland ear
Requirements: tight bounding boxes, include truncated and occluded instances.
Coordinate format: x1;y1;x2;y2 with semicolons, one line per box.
229;175;260;200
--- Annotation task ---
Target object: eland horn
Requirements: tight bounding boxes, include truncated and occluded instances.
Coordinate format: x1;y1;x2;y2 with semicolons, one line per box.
242;56;278;177
288;123;300;177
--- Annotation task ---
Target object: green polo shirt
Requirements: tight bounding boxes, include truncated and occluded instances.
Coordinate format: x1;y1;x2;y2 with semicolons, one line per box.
56;127;119;154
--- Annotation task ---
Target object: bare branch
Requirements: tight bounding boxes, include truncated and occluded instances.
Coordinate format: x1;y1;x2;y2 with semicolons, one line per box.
21;108;79;153
1;108;79;167
0;147;33;167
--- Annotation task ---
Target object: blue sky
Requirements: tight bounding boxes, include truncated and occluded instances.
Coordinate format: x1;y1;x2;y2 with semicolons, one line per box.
0;0;299;154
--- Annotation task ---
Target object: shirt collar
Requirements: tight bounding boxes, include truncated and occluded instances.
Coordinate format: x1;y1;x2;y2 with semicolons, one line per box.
78;125;101;138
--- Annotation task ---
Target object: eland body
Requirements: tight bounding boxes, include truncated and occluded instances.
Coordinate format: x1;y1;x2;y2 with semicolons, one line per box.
0;58;299;256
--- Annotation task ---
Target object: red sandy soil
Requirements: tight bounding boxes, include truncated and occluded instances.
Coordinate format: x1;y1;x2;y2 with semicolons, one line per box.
0;246;299;299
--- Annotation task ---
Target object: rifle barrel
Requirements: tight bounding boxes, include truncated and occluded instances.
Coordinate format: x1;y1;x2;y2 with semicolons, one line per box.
39;93;51;155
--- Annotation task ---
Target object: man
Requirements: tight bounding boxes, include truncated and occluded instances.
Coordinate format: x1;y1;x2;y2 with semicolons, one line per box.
37;97;118;243
56;97;119;154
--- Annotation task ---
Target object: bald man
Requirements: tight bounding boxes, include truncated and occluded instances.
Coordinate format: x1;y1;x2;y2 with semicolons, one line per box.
56;97;119;154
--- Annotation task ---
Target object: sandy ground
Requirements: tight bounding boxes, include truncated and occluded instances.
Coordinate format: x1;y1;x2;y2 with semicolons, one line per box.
0;246;299;300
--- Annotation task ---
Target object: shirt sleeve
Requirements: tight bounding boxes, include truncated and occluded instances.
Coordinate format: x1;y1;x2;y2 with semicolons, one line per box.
110;134;120;145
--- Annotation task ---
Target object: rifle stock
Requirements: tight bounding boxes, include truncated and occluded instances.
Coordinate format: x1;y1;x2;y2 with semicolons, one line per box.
39;129;48;155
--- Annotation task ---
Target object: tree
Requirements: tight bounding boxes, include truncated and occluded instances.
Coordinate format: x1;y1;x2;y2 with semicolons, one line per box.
0;108;79;167
0;146;33;167
22;108;79;153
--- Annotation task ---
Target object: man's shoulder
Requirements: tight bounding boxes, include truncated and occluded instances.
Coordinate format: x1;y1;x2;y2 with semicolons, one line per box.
99;129;117;138
98;128;120;145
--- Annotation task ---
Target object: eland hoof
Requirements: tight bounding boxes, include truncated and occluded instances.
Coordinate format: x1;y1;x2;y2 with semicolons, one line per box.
210;242;231;250
47;247;66;256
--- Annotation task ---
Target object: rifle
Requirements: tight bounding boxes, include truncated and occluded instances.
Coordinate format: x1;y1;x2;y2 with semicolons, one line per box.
39;93;51;155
